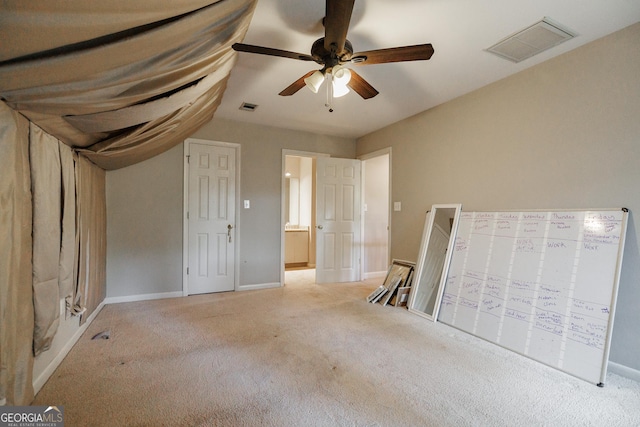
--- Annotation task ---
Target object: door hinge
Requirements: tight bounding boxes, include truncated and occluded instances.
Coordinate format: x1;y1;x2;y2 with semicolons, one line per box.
187;211;189;219
186;155;190;163
186;267;189;275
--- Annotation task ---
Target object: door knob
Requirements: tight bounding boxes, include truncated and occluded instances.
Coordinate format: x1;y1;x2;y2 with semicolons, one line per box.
227;224;233;242
317;225;323;230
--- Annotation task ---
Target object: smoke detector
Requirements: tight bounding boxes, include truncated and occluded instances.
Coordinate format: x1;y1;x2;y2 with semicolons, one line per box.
486;17;577;63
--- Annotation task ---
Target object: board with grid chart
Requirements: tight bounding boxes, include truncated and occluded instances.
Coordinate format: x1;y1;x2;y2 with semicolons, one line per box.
438;209;628;385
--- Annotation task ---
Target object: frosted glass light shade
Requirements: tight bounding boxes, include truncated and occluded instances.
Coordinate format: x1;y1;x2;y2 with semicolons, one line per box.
332;81;350;97
331;65;351;97
332;66;352;85
304;70;325;93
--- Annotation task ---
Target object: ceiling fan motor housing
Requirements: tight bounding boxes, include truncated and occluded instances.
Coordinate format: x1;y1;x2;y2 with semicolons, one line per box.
311;38;353;70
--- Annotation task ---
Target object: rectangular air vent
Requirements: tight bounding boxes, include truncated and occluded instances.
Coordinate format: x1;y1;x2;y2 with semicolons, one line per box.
239;102;258;112
486;17;577;63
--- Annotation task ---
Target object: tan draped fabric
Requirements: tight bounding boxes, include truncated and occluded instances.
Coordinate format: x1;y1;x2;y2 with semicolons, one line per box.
28;125;80;355
0;0;256;169
75;156;107;325
78;76;229;170
0;102;35;406
30;124;63;356
59;141;76;309
0;105;95;403
0;1;226;62
0;0;255;404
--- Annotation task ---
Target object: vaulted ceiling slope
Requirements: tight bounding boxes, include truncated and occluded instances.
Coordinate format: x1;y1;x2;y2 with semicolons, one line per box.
0;0;256;170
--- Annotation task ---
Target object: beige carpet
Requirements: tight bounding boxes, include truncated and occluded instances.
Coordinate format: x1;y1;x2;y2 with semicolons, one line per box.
34;269;640;426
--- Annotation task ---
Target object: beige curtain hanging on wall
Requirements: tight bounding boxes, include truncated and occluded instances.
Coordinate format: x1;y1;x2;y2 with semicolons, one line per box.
75;156;107;325
29;124;80;356
0;0;256;405
1;103;105;404
0;102;35;406
30;124;62;356
59;141;76;311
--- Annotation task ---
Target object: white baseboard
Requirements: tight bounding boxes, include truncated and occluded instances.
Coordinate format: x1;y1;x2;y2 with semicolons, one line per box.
237;282;281;291
364;271;387;280
33;301;105;394
608;361;640;382
104;291;183;304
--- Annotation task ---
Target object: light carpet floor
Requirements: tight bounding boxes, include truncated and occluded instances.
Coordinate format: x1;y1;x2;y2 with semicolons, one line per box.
34;269;640;426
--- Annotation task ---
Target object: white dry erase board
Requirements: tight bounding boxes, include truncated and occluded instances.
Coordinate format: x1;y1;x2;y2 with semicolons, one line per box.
438;209;628;385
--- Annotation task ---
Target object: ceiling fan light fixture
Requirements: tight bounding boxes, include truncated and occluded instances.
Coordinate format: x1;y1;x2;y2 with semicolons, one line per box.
304;70;325;93
332;81;350;98
330;65;351;98
332;65;352;85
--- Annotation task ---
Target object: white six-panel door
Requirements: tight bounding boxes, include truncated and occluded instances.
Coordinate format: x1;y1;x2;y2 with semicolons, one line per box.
315;157;361;283
186;142;235;294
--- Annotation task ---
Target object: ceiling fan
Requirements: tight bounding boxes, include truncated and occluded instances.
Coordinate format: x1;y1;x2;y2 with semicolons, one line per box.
232;0;434;102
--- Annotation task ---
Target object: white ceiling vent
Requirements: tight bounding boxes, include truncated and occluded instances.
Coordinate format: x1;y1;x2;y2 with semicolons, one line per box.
239;102;258;112
486;17;577;63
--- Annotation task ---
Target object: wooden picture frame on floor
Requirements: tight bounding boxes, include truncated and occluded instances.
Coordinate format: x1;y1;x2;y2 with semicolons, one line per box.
394;286;411;307
378;259;415;306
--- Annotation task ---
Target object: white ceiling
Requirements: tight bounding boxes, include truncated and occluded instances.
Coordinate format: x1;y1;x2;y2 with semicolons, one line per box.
215;0;640;139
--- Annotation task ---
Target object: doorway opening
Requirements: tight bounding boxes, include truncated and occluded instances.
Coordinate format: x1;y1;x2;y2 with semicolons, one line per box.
281;148;390;286
282;151;325;285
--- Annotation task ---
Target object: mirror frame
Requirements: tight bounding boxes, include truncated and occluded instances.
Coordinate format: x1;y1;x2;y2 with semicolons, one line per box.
407;203;462;321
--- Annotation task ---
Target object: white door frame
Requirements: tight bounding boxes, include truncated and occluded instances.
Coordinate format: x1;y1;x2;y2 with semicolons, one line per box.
280;149;329;286
183;138;241;296
358;147;392;280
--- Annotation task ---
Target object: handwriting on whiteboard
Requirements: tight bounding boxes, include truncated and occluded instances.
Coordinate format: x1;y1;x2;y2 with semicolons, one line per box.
438;209;626;384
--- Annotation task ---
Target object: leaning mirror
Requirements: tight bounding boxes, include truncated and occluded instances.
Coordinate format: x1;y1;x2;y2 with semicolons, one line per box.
408;204;462;321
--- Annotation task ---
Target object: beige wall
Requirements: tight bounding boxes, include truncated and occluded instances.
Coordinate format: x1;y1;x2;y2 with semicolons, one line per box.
107;119;355;297
106;144;184;298
356;24;640;371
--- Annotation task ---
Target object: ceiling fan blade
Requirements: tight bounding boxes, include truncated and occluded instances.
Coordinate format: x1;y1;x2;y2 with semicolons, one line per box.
324;0;355;54
279;70;316;96
232;43;315;62
351;44;434;65
347;70;378;99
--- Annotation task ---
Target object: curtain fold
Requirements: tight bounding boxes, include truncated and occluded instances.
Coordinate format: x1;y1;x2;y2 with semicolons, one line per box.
30;124;62;356
0;0;256;170
0;102;35;406
78;75;229;170
0;1;225;62
59;141;76;315
75;156;107;325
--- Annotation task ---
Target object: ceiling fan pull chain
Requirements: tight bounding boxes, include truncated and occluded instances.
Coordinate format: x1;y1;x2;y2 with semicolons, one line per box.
325;74;334;113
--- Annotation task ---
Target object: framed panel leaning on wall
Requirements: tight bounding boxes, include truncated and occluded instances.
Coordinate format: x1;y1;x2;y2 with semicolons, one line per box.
408;204;462;321
438;208;628;385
